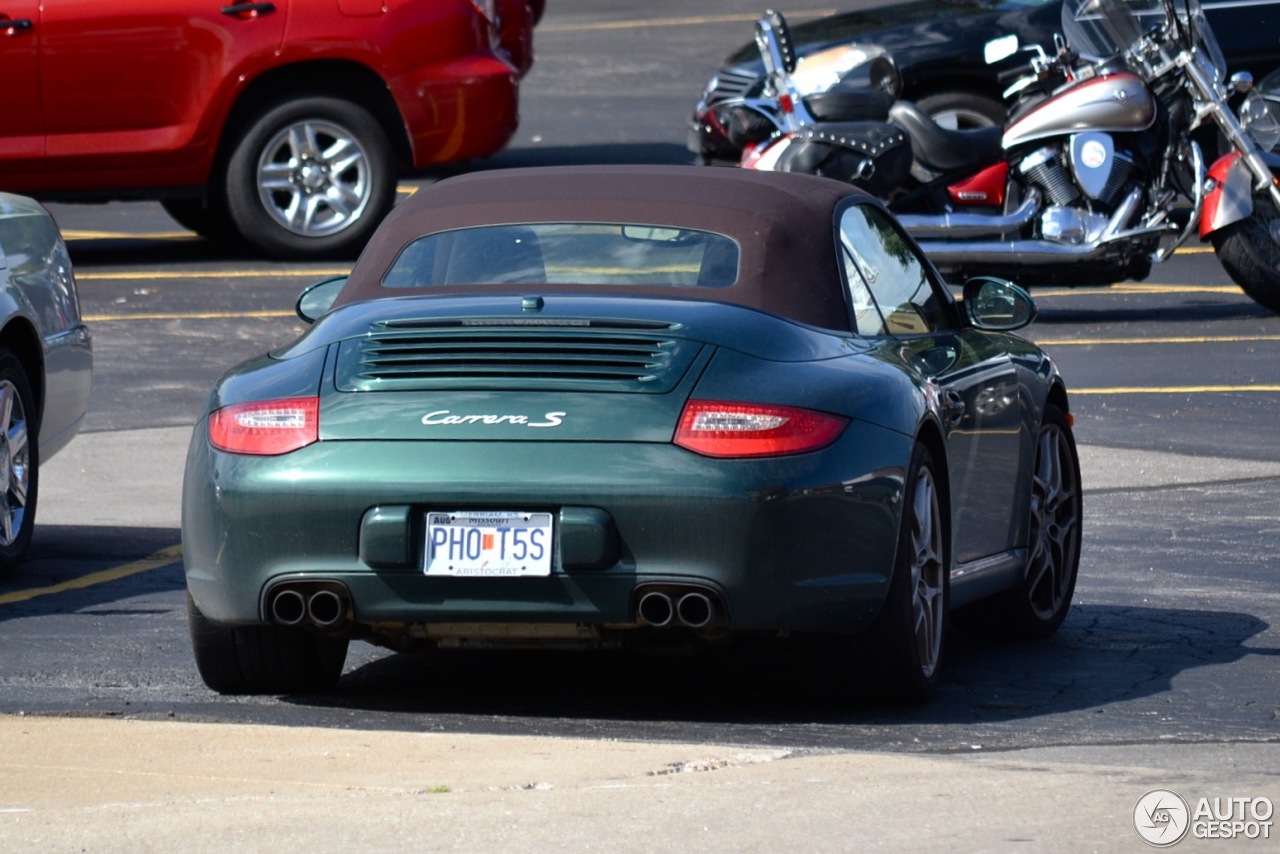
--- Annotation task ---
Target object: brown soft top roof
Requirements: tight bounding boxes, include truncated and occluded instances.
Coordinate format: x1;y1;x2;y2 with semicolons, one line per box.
339;165;867;330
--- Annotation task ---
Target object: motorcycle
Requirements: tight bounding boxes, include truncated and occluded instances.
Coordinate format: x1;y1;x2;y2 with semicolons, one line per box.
737;0;1280;313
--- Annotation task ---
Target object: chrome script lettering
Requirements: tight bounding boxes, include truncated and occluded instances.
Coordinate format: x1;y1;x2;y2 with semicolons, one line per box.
421;410;566;428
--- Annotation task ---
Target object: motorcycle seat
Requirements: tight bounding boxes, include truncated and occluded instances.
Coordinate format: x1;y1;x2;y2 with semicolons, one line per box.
888;100;1003;174
804;89;894;123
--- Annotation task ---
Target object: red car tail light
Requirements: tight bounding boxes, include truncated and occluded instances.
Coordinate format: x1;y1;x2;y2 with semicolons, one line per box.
209;397;319;456
674;400;848;458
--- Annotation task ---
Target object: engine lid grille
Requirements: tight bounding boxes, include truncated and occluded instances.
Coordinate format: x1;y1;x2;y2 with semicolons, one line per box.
336;318;700;393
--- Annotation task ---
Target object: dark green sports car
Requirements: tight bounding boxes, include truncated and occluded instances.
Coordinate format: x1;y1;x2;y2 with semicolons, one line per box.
182;165;1082;701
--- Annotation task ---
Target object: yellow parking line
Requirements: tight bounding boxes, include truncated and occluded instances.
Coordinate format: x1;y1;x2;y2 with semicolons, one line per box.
540;10;838;31
1032;283;1242;297
62;230;197;241
77;269;349;281
0;545;183;606
1037;334;1280;346
83;310;293;322
1072;385;1280;395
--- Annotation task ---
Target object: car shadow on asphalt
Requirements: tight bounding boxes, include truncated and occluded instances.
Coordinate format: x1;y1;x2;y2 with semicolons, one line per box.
1033;299;1271;325
0;526;185;624
281;603;1273;743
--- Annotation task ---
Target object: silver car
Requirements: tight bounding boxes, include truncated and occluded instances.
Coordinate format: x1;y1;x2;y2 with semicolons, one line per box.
0;193;93;574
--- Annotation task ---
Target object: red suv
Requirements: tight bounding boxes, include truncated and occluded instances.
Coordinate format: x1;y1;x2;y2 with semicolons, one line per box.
0;0;542;258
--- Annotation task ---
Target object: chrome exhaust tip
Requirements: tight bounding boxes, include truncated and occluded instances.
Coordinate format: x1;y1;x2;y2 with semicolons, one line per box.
307;589;348;629
675;592;714;629
637;591;675;627
269;588;307;626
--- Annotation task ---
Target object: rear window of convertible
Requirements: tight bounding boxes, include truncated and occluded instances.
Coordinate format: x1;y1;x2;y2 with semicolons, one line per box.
382;223;740;288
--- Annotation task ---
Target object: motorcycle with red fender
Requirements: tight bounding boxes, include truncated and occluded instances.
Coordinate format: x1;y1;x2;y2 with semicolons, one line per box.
739;0;1280;313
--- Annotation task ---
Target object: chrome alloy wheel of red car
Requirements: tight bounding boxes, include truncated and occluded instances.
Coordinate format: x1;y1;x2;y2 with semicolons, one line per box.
256;118;377;239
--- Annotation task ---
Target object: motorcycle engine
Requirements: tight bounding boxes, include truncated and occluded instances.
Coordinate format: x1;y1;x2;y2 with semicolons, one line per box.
1017;133;1137;244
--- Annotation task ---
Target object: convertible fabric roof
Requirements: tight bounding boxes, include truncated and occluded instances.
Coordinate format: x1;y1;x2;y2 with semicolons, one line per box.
338;165;866;330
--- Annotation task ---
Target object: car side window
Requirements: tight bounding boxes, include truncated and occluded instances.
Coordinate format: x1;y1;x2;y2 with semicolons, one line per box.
838;204;949;336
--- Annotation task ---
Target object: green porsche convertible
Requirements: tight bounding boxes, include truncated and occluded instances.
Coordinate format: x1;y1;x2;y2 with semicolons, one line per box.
182;165;1082;701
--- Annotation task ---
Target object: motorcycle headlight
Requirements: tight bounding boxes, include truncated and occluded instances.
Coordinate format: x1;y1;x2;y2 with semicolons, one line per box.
1241;91;1280;152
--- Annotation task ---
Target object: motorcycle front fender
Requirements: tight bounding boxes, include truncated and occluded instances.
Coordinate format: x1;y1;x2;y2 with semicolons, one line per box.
1201;152;1255;237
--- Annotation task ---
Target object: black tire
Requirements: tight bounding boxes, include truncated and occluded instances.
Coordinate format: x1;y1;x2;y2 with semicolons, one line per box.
916;91;1006;131
859;442;950;702
958;403;1082;639
187;591;349;695
0;349;37;577
1211;193;1280;314
223;96;397;260
160;198;238;243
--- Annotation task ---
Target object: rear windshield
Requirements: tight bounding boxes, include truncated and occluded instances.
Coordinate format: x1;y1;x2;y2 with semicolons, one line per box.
382;223;740;288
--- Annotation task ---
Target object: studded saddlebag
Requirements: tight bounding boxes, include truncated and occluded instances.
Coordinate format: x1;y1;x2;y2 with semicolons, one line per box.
773;121;911;197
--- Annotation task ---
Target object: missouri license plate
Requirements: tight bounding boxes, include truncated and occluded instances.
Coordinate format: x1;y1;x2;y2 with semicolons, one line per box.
424;511;553;577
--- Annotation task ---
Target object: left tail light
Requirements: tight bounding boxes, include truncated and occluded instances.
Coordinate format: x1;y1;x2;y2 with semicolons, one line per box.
674;400;848;459
209;397;319;456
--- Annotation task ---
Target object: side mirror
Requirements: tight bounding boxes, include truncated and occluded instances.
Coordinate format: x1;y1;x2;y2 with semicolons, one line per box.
962;276;1036;331
983;34;1019;65
296;276;348;324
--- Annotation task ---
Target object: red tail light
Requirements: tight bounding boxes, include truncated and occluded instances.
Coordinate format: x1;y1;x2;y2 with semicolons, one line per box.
674;400;848;458
209;397;319;456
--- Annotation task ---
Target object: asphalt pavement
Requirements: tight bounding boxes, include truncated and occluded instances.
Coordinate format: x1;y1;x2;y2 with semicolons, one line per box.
9;428;1274;852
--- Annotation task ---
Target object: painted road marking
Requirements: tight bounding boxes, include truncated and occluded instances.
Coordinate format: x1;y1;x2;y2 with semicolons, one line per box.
83;310;294;322
539;10;838;32
1036;334;1280;346
0;545;183;606
1071;385;1280;395
77;269;349;281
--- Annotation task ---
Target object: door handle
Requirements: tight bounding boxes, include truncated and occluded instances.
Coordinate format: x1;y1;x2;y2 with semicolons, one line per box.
943;390;966;426
221;3;277;17
1;17;33;36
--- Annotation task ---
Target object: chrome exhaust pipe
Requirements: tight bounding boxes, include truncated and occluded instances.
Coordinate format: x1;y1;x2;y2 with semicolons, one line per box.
307;589;347;629
637;591;674;627
675;592;714;629
897;191;1041;239
269;588;307;626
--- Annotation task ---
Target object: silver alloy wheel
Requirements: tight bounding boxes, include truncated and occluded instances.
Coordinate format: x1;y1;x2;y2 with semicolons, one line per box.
909;465;946;678
1026;422;1082;620
256;119;373;239
0;378;31;548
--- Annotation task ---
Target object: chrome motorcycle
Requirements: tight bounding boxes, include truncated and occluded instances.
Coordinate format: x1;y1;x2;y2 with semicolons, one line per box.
740;0;1280;313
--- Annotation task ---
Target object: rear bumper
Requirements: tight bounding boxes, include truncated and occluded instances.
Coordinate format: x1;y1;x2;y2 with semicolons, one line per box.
390;55;520;167
182;424;912;635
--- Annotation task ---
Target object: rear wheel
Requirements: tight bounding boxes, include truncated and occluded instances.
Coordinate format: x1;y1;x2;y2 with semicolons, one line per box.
187;592;349;695
0;350;36;576
224;96;397;259
916;91;1005;130
858;442;949;702
957;403;1082;638
1211;193;1280;313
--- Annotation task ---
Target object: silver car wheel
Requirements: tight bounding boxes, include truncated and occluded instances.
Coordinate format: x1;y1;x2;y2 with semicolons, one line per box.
0;378;31;548
256;119;373;239
1026;422;1082;620
908;464;946;678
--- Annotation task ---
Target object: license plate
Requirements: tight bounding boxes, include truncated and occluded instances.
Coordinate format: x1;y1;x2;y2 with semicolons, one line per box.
424;511;554;577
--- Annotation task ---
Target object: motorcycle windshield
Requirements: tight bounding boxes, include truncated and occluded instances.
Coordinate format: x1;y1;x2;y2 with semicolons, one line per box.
1062;0;1226;82
1061;0;1154;61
